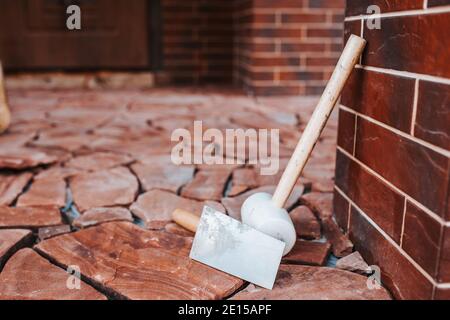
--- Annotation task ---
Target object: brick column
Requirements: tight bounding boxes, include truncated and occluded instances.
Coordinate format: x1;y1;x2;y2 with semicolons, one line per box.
234;0;345;95
161;0;235;85
335;1;450;300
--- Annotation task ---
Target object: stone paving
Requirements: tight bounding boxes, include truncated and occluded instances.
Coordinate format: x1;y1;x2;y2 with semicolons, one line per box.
0;88;392;300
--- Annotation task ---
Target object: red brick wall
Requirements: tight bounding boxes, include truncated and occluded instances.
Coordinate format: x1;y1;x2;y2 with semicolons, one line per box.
234;0;345;95
335;1;450;300
160;0;345;94
161;0;235;85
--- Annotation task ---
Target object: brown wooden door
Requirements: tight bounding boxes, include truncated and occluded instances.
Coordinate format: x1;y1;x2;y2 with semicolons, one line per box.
0;0;150;70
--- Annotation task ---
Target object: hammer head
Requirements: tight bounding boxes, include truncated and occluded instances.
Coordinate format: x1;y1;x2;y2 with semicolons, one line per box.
190;206;285;290
241;192;297;255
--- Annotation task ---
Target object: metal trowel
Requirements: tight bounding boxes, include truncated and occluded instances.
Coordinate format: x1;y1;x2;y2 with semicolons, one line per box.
172;206;285;290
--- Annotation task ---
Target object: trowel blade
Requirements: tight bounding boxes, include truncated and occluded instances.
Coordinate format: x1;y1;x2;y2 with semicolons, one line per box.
190;206;285;290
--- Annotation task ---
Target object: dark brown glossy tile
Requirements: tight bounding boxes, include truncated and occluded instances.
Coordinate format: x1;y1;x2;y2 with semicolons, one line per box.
341;69;415;132
346;0;423;16
437;226;450;283
428;0;450;7
344;20;362;42
363;13;450;78
434;287;450;300
333;188;350;232
335;150;405;243
337;109;356;154
402;202;442;277
415;81;450;150
355;118;450;218
349;207;434;300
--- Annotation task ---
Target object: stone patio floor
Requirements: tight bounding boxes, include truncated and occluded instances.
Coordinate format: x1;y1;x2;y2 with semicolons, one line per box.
0;87;391;300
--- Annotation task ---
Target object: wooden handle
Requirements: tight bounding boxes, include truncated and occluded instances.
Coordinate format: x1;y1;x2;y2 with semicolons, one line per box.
172;209;200;233
272;35;366;208
0;61;11;134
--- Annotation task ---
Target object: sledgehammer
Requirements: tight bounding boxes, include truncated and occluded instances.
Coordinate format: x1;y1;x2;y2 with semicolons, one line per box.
0;61;11;134
241;35;366;255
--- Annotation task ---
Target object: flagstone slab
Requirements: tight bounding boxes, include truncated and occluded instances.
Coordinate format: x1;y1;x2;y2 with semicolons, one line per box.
0;229;33;269
181;169;230;201
130;189;225;229
336;251;371;275
30;129;91;152
8;120;53;134
302;163;335;181
311;179;335;192
66;152;133;171
16;178;66;208
196;163;241;172
229;168;258;195
0;147;64;170
222;185;304;221
282;240;331;266
38;225;72;241
73;207;133;228
300;192;334;219
92;135;173;162
230;166;304;195
231;264;391;300
322;218;354;257
290;206;321;240
34;165;85;181
70;167;139;212
0;132;37;150
0;206;63;229
227;185;249;197
35;222;244;300
45;108;113;132
131;162;195;193
0;248;106;300
300;192;352;256
0;172;33;206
